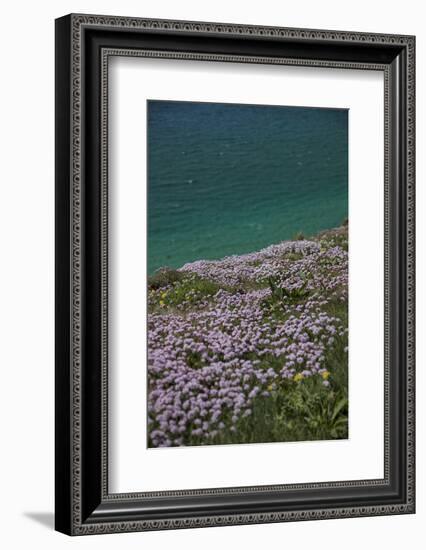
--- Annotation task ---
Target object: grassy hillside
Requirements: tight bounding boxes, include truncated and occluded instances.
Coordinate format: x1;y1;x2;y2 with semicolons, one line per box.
147;224;348;448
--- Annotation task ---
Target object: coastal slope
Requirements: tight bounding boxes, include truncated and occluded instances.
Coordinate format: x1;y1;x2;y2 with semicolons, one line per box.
147;225;348;448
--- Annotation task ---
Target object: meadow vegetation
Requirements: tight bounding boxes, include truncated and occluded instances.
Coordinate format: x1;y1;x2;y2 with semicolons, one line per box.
147;225;348;447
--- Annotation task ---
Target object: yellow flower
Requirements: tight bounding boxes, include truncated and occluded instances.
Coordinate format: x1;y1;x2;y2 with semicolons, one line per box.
321;370;330;380
159;300;165;307
161;291;167;299
294;373;304;382
267;384;274;391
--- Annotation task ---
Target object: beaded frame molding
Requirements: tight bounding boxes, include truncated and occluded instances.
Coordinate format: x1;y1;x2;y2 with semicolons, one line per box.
55;14;415;536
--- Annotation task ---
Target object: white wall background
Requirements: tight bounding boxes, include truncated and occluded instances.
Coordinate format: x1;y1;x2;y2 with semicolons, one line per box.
0;0;423;548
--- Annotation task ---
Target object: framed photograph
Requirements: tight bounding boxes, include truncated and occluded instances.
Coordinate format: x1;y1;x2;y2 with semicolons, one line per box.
55;14;415;535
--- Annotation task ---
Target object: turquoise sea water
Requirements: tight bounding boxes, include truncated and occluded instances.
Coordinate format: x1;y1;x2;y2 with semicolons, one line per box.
147;100;348;274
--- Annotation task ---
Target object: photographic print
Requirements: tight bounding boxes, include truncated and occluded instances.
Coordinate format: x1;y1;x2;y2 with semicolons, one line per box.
147;100;349;449
56;16;415;533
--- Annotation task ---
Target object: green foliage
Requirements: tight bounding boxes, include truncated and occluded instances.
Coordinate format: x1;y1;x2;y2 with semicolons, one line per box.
186;350;203;370
318;227;348;252
293;231;305;241
149;273;223;312
262;276;311;318
148;268;186;290
285;251;304;261
206;376;348;446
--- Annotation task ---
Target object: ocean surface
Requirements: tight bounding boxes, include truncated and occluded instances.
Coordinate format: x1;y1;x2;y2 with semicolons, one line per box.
147;100;348;274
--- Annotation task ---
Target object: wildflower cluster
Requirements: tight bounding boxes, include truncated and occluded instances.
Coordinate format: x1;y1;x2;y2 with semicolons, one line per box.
148;226;348;447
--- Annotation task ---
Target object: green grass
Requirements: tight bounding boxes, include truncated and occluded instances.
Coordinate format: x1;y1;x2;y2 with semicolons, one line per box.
188;374;348;447
148;272;225;313
148;267;187;289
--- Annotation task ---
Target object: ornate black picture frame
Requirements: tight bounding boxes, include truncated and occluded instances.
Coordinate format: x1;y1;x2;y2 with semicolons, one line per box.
55;13;415;535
